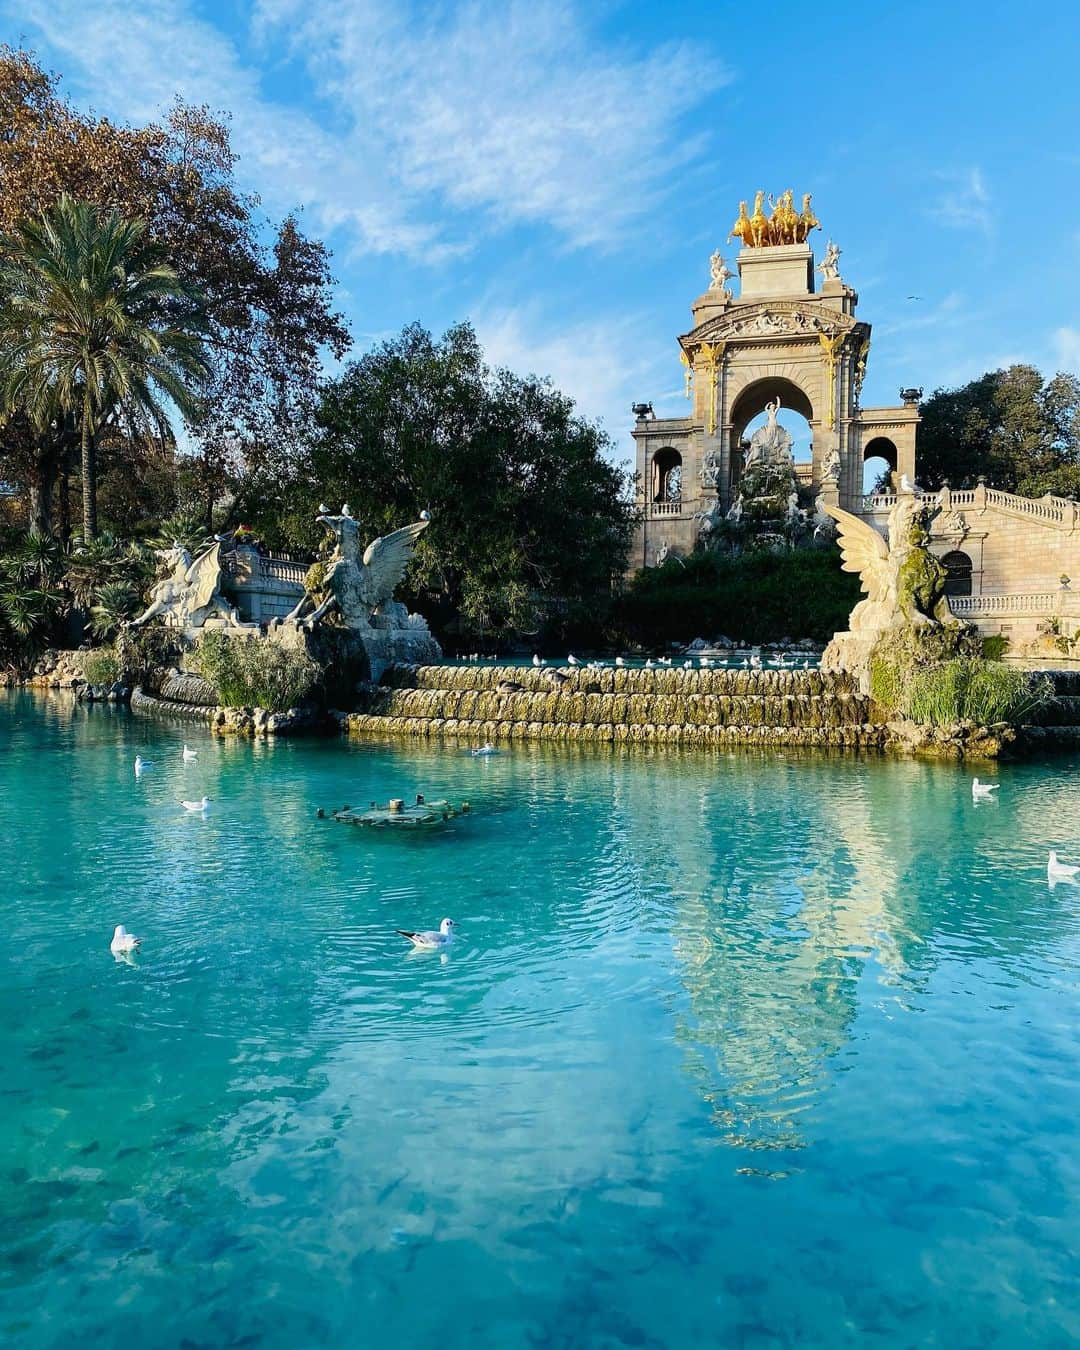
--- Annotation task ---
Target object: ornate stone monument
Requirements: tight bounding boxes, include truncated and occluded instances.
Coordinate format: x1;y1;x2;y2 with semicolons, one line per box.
820;494;958;687
629;190;920;570
129;539;254;634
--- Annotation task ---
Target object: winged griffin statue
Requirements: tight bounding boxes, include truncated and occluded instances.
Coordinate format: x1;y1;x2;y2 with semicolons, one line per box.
826;498;953;631
820;498;956;682
129;539;247;631
278;508;430;631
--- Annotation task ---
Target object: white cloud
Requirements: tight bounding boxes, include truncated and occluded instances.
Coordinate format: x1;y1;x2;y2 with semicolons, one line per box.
8;0;728;260
253;0;731;250
1053;326;1080;373
927;167;992;237
473;306;681;469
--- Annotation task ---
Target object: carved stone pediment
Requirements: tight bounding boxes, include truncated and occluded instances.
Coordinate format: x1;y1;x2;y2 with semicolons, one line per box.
682;302;860;350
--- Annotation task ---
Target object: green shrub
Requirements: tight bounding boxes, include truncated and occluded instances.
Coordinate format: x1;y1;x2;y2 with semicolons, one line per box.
82;646;121;687
192;632;322;711
877;655;1051;726
617;546;861;646
981;634;1010;660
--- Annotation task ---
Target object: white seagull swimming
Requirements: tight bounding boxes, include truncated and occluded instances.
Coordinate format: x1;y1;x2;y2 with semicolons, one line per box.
134;755;152;777
181;795;211;812
396;918;456;950
471;743;498;757
182;744;198;762
972;777;999;800
110;924;141;955
567;654;580;666
1048;851;1080;882
533;654;545;666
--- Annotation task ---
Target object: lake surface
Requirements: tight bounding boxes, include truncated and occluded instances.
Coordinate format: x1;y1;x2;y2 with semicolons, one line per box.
1;691;1078;1348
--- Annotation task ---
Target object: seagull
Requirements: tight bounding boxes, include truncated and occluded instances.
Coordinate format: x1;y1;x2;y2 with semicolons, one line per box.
181;796;211;812
615;656;626;668
1047;851;1080;882
134;755;152;777
182;744;198;762
567;654;580;666
906;295;922;301
683;660;693;669
341;503;353;518
533;654;545;667
899;473;919;494
420;509;432;521
645;658;654;669
110;924;141;955
471;743;498;756
971;777;999;801
318;502;330;515
396;918;455;950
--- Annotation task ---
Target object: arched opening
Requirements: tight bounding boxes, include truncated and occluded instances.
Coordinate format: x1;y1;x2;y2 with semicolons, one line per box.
941;550;973;597
863;436;898;494
728;378;815;493
652;447;683;503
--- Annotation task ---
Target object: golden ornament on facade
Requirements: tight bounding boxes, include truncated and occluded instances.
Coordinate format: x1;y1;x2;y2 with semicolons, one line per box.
729;190;821;248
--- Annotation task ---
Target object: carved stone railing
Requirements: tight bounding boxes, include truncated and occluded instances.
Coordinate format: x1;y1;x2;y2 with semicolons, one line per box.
949;593;1059;616
860;484;1079;531
650;500;683;518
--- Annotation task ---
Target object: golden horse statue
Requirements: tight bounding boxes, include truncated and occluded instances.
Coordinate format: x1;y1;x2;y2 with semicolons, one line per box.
796;192;820;243
749;190;769;248
767;189;798;244
728;199;753;248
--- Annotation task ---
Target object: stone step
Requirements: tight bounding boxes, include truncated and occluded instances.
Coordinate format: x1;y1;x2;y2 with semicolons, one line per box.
358;687;873;729
343;713;889;748
379;663;858;697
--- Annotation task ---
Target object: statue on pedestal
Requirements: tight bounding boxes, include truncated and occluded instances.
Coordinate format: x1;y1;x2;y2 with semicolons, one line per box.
129;540;249;632
744;399;794;470
817;239;842;283
279;509;431;632
709;251;734;298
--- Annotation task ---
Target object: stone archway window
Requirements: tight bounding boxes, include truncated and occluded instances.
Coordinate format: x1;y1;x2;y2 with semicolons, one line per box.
652;448;683;503
863;436;898;470
942;550;973;597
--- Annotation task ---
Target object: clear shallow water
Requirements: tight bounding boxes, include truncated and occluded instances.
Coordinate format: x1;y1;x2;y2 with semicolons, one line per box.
1;692;1078;1349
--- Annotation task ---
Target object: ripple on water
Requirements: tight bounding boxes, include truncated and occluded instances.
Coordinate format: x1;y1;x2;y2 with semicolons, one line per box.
1;693;1079;1348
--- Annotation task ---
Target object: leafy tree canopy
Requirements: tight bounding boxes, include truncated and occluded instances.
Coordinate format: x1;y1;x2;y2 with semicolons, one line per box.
0;46;349;531
915;364;1080;497
239;322;635;643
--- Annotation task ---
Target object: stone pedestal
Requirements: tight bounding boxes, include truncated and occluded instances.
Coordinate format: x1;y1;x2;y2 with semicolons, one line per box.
737;243;813;299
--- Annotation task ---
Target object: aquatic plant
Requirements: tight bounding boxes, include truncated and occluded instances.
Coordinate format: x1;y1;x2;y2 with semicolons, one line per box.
192;632;322;712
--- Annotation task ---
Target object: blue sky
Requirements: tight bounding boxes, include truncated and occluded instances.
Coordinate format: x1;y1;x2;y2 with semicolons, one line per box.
5;0;1080;468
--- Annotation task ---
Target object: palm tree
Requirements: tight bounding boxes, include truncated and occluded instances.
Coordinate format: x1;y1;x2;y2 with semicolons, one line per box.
0;195;209;538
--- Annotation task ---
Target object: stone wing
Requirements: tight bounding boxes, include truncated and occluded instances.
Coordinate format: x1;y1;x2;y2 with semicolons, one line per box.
184;541;224;612
359;520;430;607
823;505;890;603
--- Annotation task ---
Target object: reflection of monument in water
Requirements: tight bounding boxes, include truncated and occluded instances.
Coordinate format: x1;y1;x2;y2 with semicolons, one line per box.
631;190;919;569
606;754;921;1161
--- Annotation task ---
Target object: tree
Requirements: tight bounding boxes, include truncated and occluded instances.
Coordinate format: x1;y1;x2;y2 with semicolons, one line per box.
915;365;1080;495
0;196;210;537
0;47;349;532
238;322;635;643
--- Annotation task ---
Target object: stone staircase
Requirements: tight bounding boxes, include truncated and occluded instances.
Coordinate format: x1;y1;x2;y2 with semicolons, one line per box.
344;664;888;748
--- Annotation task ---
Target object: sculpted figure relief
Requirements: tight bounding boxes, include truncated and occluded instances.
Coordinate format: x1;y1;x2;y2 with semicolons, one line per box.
709;251;734;296
278;509;430;631
744;398;794;470
728;200;753;248
129;540;247;631
825;498;954;636
817;239;842;282
730;190;821;247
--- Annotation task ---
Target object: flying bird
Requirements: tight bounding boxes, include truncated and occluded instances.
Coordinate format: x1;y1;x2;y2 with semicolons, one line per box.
397;918;456;950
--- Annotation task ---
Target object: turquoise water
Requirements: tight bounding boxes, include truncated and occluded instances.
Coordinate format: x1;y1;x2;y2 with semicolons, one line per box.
1;692;1078;1348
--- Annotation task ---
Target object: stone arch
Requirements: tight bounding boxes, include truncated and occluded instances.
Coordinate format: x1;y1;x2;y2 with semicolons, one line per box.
941;549;973;597
862;435;898;471
728;374;815;446
651;447;682;503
